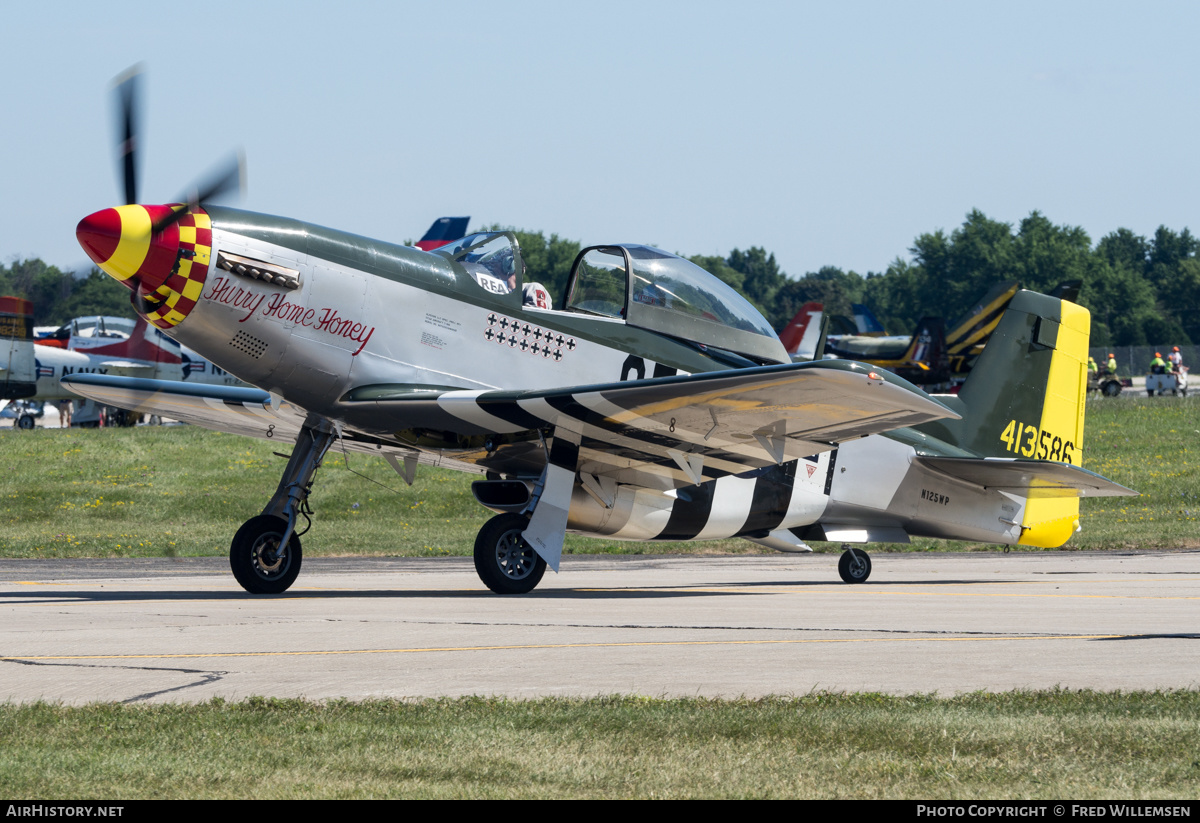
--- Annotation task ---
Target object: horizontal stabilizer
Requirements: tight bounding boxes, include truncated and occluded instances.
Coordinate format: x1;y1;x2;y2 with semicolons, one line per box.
916;456;1137;498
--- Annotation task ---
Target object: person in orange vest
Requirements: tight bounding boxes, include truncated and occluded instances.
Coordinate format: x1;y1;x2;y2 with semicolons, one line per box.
1150;352;1167;375
1105;353;1118;376
1168;346;1183;373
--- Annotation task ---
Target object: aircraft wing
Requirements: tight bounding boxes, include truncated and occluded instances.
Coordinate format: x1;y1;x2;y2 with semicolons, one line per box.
65;362;959;490
344;360;960;488
62;373;305;438
915;456;1138;498
58;373;475;473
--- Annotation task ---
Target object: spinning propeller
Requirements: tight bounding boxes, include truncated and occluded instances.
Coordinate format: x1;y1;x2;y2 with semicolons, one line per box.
77;65;245;326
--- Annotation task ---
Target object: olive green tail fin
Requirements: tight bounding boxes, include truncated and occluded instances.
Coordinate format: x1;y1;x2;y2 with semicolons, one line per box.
919;290;1092;547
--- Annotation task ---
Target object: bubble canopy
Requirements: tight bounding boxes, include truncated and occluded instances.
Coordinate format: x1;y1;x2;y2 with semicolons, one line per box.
566;244;788;364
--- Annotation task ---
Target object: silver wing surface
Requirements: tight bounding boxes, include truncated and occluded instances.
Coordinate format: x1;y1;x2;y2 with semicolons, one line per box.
58;373;474;472
65;361;960;489
64;373;305;438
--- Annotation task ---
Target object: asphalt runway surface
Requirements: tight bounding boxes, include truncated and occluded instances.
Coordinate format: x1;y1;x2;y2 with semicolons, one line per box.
1;551;1197;703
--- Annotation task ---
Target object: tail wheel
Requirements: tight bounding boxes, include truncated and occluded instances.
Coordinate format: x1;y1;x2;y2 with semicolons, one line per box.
474;512;546;594
838;547;872;583
230;515;302;594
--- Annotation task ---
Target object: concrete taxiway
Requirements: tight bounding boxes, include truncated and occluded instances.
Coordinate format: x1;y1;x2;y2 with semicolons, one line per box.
1;551;1196;703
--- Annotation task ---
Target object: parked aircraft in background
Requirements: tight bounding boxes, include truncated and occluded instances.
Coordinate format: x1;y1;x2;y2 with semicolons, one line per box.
63;66;1135;596
1;309;242;426
946;281;1020;377
849;303;887;336
0;297;36;401
415;217;470;251
778;301;823;361
824;317;950;388
31;315;186;425
780;301;951;385
781;281;1036;389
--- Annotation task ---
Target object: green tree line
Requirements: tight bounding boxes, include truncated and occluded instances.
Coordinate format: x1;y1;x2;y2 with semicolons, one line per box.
6;209;1197;346
502;211;1198;347
0;259;133;327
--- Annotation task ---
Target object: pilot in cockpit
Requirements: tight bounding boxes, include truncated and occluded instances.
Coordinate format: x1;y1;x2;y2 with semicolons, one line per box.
465;245;517;295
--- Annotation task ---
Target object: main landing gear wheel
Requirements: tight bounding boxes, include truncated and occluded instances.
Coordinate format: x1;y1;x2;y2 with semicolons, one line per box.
16;414;34;430
474;512;547;595
838;546;872;583
230;514;303;594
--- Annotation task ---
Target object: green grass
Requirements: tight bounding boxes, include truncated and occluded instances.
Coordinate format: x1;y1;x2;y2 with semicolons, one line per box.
0;395;1195;558
1;692;1197;799
0;425;758;558
1073;395;1199;548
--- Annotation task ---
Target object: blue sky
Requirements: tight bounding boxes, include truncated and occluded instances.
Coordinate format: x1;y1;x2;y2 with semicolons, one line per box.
3;1;1199;279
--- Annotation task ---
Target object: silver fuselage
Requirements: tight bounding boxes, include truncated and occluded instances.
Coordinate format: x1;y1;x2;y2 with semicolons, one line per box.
153;208;1024;548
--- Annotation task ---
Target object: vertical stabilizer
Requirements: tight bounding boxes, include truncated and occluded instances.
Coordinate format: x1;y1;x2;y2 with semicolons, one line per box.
415;216;470;251
919;290;1091;547
0;296;37;399
779;302;823;360
900;317;949;378
850;303;887;335
946;280;1020;357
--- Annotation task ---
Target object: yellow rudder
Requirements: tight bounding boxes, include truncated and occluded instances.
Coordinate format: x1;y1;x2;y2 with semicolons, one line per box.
1019;301;1091;547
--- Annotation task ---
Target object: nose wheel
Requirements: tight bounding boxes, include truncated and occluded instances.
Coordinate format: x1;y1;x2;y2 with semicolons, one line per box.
474;513;547;594
838;545;872;583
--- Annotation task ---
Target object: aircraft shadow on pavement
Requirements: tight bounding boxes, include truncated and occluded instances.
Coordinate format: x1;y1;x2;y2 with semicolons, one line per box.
0;587;753;603
0;576;1018;604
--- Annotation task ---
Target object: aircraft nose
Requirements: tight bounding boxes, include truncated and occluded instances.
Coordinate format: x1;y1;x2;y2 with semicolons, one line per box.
76;208;123;269
75;204;181;292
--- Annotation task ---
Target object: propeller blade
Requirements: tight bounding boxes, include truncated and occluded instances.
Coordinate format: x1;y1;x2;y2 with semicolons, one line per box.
111;64;144;206
152;149;246;232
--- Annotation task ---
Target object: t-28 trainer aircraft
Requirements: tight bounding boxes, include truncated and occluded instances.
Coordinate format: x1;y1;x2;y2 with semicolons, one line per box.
65;73;1135;596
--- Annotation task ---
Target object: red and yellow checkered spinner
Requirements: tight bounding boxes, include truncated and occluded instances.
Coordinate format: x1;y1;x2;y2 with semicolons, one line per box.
76;204;212;330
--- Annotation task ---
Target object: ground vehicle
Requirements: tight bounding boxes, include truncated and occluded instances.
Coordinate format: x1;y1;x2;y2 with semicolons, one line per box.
1087;371;1129;397
1146;367;1188;396
1;399;44;429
